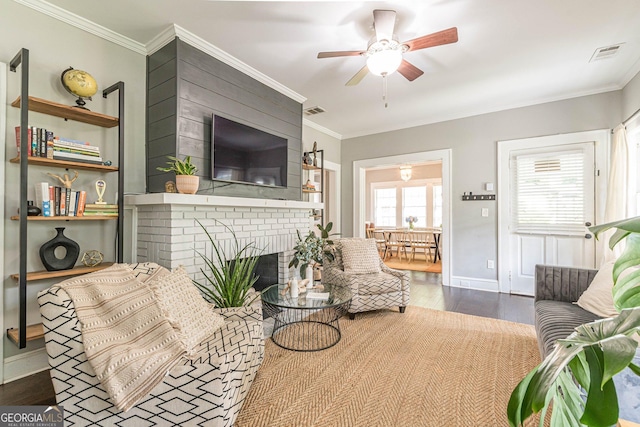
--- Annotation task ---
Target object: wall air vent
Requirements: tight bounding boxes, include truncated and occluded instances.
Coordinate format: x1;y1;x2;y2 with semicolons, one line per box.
590;43;624;62
303;106;326;116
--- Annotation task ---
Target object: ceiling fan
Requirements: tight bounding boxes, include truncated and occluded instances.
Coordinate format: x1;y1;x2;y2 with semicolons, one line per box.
317;9;458;86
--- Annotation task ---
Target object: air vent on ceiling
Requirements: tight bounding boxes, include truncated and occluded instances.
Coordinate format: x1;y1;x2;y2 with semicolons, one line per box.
304;106;326;116
590;43;624;62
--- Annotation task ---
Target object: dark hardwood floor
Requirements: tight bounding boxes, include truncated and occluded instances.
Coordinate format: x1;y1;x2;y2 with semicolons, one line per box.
0;271;534;406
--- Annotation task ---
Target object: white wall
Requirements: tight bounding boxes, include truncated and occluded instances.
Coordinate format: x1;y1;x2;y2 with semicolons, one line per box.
342;91;623;281
1;0;146;374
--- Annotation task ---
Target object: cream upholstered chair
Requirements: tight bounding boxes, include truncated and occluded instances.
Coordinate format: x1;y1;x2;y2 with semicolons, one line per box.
37;262;264;427
322;238;410;319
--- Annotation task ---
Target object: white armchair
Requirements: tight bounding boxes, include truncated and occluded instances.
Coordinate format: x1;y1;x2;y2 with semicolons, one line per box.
322;238;410;319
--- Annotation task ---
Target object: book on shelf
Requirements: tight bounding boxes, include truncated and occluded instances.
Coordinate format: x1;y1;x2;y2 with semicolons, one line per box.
67;191;77;217
31;126;37;158
57;137;95;147
34;182;51;217
59;188;67;216
14;126;32;156
54;187;61;216
76;191;87;216
54;138;100;152
82;211;119;216
52;151;103;165
84;203;118;209
53;144;100;156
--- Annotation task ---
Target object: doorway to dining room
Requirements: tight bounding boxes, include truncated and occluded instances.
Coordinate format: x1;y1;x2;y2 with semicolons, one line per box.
353;149;452;286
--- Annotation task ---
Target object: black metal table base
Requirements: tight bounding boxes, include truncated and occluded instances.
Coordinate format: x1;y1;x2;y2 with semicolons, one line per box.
264;305;349;352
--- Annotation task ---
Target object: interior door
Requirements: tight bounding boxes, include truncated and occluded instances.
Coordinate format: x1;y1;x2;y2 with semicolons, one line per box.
508;142;595;296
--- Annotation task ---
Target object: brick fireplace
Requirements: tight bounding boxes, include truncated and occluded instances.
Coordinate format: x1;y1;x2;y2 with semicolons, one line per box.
124;193;322;285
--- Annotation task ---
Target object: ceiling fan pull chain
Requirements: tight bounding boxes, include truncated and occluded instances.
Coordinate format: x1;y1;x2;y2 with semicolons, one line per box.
383;73;389;108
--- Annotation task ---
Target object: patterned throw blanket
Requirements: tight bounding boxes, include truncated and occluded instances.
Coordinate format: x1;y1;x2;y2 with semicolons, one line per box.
58;264;186;412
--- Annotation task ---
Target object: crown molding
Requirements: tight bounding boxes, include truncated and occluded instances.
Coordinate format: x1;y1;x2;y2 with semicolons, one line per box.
13;0;146;55
147;24;306;104
303;118;342;140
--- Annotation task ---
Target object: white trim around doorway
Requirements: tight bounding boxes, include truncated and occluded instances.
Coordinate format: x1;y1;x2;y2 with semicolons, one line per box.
353;149;452;286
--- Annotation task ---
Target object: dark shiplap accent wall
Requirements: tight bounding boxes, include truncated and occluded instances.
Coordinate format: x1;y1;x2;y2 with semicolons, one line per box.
146;38;302;200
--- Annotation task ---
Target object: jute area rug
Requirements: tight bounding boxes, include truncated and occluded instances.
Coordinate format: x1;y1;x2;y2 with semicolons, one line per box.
236;306;541;427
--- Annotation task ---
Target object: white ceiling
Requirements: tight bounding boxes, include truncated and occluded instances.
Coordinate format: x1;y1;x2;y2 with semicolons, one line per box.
40;0;640;139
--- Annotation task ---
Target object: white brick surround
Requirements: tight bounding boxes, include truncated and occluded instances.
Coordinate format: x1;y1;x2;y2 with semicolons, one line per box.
125;193;323;283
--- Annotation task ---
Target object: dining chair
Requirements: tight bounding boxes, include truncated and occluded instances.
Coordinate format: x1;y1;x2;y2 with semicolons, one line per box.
384;230;409;261
371;230;388;257
407;231;433;263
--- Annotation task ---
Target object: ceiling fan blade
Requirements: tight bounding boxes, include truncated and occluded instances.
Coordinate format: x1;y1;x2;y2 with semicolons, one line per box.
373;9;396;42
317;51;364;59
346;65;369;86
397;59;424;82
403;27;458;52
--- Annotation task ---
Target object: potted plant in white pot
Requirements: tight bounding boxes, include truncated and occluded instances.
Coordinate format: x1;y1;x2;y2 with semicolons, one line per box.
289;222;336;280
508;216;640;427
156;155;199;194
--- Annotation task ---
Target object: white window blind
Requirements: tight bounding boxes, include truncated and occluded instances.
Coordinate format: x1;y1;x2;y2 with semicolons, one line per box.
511;150;585;234
374;187;396;227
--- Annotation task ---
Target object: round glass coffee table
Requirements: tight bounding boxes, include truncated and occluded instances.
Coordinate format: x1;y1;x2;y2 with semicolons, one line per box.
262;283;352;351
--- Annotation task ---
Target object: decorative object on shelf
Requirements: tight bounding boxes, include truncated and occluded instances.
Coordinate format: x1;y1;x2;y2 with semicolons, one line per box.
303;179;316;191
26;201;41;216
303;152;313;165
95;179;107;204
165;181;177;193
81;250;104;267
103;160;112;166
400;165;412;182
47;170;79;189
289;222;337;279
290;277;299;298
312;141;318;167
60;67;98;110
405;216;418;229
39;227;80;271
156;155;199;194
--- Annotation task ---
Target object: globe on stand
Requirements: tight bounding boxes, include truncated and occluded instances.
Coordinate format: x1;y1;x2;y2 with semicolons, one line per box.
61;67;98;110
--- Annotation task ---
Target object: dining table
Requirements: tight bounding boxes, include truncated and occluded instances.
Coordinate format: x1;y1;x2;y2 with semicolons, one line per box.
371;228;442;263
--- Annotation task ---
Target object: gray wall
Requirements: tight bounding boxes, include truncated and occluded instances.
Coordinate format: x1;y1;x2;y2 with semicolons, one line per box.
1;0;146;365
302;124;341;164
622;70;640;120
342;91;623;280
147;38;303;200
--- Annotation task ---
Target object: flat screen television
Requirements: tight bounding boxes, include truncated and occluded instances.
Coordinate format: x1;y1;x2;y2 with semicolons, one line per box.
211;114;288;188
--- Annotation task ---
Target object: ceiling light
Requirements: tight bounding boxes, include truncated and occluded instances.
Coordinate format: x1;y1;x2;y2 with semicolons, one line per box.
366;39;404;76
400;165;412;182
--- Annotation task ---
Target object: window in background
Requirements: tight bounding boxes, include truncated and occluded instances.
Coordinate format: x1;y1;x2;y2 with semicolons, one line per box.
374;187;396;227
402;186;427;226
433;184;443;228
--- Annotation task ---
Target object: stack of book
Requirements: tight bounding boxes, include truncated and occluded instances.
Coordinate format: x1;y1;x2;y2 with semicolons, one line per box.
34;182;87;217
52;138;103;165
83;204;118;217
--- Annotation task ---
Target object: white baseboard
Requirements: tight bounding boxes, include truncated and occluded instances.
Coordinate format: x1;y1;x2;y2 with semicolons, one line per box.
450;276;500;293
3;348;49;383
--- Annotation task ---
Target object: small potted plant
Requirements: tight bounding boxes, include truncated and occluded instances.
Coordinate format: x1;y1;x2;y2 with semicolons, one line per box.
156;155;199;194
289;222;336;280
405;216;418;230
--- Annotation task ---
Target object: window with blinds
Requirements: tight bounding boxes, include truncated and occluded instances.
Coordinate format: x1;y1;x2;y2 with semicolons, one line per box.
511;149;585;234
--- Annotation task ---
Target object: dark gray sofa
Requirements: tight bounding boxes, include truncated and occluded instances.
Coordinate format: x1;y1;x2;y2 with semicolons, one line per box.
534;264;602;358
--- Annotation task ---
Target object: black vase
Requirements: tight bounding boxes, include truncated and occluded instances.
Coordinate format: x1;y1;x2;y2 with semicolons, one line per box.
39;227;80;271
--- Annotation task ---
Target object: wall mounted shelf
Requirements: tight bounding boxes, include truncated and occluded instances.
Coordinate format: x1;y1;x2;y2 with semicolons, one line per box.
7;324;44;345
10;263;115;282
10;157;118;172
10;216;118;221
11;96;119;128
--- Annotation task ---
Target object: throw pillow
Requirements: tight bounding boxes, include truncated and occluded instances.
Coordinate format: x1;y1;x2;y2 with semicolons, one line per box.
148;266;225;355
340;238;381;274
575;260;638;318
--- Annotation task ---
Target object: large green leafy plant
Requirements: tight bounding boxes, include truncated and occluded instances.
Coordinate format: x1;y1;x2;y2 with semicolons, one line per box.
193;219;262;307
508;216;640;427
289;222;336;279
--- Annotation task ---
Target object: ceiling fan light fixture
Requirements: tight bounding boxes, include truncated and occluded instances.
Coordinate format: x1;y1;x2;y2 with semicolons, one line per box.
367;49;402;76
